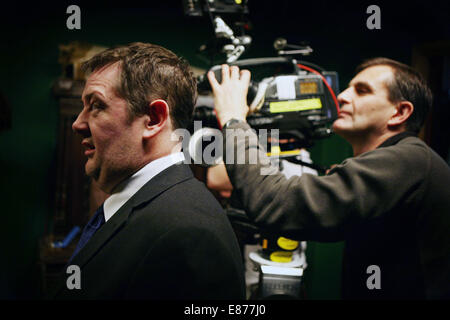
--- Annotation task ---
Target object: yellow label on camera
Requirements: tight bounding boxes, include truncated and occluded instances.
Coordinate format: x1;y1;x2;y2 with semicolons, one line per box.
269;98;322;113
270;146;281;155
277;237;299;250
267;149;302;157
270;251;293;263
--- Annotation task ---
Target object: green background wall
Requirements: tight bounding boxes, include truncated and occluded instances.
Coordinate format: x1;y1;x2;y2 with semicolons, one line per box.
0;1;447;299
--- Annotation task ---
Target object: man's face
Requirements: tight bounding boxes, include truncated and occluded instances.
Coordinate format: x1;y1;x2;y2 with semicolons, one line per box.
333;65;397;138
72;62;145;192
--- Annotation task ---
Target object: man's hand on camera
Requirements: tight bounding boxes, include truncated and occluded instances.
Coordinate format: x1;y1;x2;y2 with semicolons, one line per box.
207;64;251;126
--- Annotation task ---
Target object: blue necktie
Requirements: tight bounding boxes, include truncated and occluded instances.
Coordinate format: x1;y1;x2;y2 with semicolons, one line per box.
68;205;105;264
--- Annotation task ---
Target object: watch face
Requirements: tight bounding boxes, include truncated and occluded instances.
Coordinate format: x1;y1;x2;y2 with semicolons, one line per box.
224;119;241;129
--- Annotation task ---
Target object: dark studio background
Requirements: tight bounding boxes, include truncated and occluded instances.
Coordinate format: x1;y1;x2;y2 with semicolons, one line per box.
0;0;449;299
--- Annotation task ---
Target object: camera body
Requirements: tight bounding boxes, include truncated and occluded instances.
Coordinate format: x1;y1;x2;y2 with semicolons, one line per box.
183;0;248;16
194;57;339;149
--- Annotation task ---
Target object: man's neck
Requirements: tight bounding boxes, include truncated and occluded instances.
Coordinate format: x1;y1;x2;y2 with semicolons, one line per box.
103;143;181;195
107;148;183;195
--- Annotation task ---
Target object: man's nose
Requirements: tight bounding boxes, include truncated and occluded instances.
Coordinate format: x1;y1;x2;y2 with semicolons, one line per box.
337;88;351;105
72;109;89;135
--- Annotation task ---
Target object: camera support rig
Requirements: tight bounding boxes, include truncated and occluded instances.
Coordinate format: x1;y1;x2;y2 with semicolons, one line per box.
184;0;251;63
184;0;340;299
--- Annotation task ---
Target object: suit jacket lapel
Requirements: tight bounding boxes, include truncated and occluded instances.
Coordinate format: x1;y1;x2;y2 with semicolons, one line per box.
69;163;194;269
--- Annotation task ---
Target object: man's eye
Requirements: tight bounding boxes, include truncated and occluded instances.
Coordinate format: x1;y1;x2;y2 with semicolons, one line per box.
355;85;371;95
91;101;104;110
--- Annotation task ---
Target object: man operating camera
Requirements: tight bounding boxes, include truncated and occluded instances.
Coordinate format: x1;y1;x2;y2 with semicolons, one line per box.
207;58;450;299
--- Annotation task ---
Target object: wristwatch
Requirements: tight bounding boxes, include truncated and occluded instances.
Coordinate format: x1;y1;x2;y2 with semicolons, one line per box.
222;118;246;130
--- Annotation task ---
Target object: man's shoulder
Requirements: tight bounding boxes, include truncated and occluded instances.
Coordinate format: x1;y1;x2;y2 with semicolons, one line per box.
136;168;225;220
162;170;219;202
366;135;429;161
397;135;428;148
131;174;236;248
393;136;430;159
395;136;449;169
362;135;450;181
344;136;431;178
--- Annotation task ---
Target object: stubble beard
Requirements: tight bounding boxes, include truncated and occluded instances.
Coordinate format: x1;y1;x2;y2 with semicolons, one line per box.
86;154;140;194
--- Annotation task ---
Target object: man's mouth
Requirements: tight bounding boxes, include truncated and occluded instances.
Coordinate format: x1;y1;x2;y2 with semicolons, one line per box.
82;140;96;156
338;110;351;118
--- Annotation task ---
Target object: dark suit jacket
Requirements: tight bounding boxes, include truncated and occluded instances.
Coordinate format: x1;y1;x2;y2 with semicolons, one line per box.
52;163;245;300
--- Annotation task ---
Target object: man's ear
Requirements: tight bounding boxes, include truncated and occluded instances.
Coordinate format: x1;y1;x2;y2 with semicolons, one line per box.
388;101;414;128
142;99;170;139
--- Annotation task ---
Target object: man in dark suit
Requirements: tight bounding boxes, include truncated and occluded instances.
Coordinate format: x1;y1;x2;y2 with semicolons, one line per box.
52;42;245;299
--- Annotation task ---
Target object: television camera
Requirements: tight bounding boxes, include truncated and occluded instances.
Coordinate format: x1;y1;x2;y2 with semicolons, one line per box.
184;0;340;168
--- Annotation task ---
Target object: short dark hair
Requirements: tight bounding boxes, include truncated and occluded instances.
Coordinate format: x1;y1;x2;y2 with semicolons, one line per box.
356;57;432;134
82;42;197;129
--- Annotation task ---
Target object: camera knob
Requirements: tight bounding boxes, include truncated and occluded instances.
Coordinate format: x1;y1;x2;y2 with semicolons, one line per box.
274;38;287;50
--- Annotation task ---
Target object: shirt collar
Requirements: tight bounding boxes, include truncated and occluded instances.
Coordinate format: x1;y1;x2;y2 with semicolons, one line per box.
103;152;185;222
377;131;417;149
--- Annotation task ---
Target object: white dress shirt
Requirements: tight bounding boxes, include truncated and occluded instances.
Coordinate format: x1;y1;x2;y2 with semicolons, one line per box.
103;152;185;222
